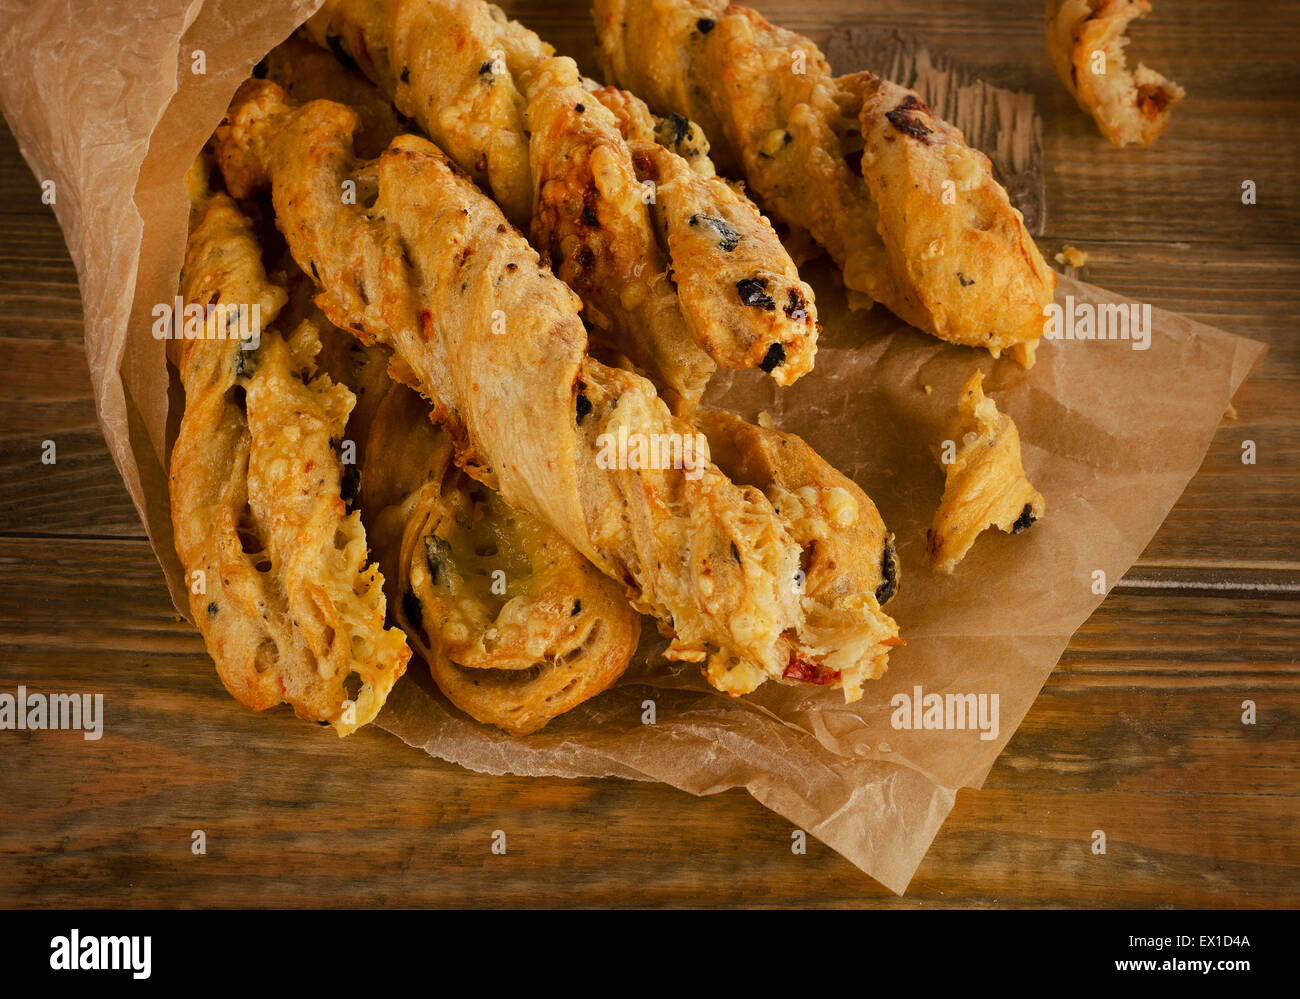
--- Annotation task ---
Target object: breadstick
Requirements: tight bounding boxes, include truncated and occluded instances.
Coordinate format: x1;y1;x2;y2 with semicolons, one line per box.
170;163;409;734
360;379;641;734
212;81;899;698
304;310;642;733
592;0;1056;367
280;245;642;733
927;372;1046;574
1046;0;1185;147
698;410;901;700
848;72;1057;369
302;0;817;409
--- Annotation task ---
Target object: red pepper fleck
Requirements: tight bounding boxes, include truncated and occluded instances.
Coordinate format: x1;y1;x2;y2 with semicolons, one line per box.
783;654;840;686
1136;84;1172;119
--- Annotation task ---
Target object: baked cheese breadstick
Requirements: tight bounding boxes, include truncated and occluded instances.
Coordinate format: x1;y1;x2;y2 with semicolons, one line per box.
359;378;641;734
593;0;1056;367
302;0;818;409
848;72;1057;369
211;81;899;698
170;162;410;734
278;247;642;735
698;410;901;700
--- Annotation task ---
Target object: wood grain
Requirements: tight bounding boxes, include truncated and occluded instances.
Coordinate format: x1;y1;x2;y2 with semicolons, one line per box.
0;0;1296;907
0;538;1294;908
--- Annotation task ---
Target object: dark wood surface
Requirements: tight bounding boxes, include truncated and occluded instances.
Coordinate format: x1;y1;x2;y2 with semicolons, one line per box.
0;0;1296;908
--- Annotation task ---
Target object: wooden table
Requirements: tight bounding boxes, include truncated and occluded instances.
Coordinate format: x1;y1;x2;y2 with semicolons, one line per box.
1;0;1296;907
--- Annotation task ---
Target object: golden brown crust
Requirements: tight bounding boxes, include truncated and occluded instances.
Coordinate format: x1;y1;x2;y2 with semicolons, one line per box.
583;82;714;176
210;82;892;699
596;1;892;301
519;55;714;412
304;0;818;405
852;74;1055;367
1046;0;1185;148
259;31;406;159
577;79;817;382
361;383;640;734
593;0;1056;366
170;188;409;734
646;141;818;384
300;292;638;735
698;410;901;700
210;78;291;201
308;321;398;449
305;0;548;227
927;372;1046;574
594;0;738;171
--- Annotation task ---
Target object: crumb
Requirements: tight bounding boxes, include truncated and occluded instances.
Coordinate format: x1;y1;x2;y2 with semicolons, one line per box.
757;410;774;428
923;384;932;395
1054;245;1088;269
1224;402;1238;421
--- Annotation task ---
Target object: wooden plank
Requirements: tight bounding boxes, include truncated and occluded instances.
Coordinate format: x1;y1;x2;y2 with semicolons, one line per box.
0;199;146;536
1117;565;1300;598
0;214;83;334
0;124;49;215
0;327;143;536
0;538;1295;907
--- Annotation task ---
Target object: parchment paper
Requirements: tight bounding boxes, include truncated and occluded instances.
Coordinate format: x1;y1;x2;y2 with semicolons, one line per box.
0;0;1265;895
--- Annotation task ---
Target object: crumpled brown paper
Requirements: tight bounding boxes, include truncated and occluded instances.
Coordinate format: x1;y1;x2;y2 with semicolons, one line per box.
0;0;1265;894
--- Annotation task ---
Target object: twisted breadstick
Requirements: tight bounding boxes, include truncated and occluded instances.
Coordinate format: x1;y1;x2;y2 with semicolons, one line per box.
593;0;1056;367
359;379;641;733
571;72;818;382
302;0;817;409
305;0;545;226
848;73;1058;368
212;81;898;697
517;54;714;411
698;410;901;700
170;162;409;734
282;243;641;733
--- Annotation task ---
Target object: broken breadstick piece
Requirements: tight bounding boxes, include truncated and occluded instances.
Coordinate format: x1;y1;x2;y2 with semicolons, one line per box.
1046;0;1185;147
928;372;1045;573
